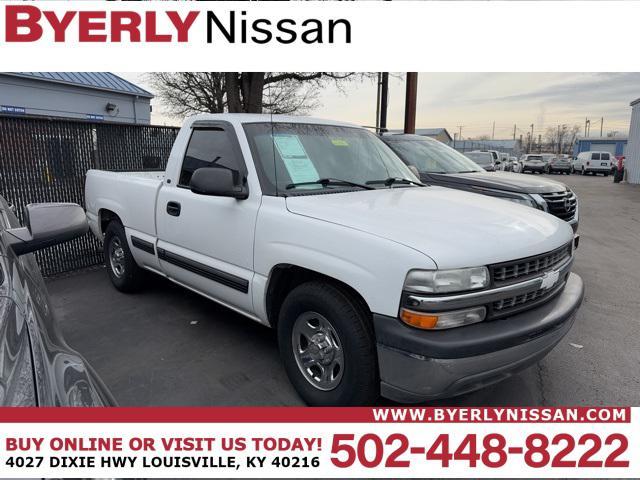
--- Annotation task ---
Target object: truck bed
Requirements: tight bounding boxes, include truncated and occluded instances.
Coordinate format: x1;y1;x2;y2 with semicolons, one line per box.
85;169;165;239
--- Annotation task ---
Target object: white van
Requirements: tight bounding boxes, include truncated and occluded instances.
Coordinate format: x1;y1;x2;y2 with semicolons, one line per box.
573;151;612;176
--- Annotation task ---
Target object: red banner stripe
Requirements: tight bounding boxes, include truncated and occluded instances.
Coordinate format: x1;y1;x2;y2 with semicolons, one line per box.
0;407;629;423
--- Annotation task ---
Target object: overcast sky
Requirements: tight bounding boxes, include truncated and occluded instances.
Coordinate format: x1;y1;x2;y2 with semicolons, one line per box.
117;72;638;139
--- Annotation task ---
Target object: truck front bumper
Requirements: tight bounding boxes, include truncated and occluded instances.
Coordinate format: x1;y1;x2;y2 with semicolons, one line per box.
374;273;584;403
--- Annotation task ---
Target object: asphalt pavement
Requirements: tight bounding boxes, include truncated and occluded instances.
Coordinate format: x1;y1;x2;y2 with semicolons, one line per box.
47;173;640;406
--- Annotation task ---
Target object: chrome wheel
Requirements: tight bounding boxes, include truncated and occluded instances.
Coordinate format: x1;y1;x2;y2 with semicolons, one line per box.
109;237;126;278
291;311;344;391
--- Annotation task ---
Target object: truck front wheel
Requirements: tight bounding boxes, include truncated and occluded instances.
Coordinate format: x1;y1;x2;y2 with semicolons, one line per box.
104;221;145;292
277;281;378;406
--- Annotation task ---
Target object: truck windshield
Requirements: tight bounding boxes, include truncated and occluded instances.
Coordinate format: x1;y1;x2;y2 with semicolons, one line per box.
386;139;484;174
243;123;418;195
464;152;493;167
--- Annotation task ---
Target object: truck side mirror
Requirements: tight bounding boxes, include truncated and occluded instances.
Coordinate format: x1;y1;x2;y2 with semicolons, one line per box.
190;167;249;200
3;203;88;256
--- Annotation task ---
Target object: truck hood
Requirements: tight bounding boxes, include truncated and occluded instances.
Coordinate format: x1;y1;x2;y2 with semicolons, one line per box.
285;186;573;269
426;171;568;194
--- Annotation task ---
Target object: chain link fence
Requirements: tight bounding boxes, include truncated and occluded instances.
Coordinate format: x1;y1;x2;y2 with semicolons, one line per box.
0;115;179;276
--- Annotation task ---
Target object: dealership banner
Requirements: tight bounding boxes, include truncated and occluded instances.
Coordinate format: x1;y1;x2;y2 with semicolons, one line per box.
0;1;639;71
0;407;636;478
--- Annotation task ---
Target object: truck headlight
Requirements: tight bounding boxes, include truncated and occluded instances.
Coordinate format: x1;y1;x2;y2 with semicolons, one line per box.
404;266;489;294
529;193;548;211
502;195;537;208
471;186;542;210
400;306;486;330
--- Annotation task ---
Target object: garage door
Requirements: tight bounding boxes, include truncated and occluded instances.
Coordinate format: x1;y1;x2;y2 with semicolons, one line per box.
590;143;617;155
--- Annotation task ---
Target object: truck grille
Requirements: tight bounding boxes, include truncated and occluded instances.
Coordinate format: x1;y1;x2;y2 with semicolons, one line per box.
491;243;572;285
491;277;567;318
540;190;577;221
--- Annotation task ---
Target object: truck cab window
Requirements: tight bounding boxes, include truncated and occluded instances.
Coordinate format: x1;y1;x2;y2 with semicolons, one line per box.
179;128;241;187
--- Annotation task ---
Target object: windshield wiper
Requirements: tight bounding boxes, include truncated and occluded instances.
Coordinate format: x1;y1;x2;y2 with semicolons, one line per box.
365;177;425;187
456;170;481;173
285;178;374;190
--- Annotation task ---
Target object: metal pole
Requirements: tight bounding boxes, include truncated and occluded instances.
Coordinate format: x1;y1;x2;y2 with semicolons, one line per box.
513;124;516;140
529;124;534;153
600;117;604;137
492;121;495;140
380;72;389;132
404;72;418;134
375;73;381;132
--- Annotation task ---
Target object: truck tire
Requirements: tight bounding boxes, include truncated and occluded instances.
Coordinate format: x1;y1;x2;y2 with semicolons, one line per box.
277;281;378;406
104;221;144;292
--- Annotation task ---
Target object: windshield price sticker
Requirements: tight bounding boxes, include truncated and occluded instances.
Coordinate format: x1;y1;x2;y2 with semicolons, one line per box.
0;407;635;478
273;134;319;184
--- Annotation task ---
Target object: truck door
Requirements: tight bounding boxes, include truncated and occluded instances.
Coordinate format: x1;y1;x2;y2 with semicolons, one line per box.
155;125;259;316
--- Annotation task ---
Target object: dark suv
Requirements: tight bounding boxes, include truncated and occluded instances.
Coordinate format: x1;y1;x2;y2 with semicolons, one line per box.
0;195;114;406
381;134;579;232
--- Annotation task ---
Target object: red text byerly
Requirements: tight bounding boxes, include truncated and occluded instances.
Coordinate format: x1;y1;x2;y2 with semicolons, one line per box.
4;6;200;42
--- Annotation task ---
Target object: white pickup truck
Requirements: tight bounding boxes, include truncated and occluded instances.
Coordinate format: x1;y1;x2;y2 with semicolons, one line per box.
85;114;584;406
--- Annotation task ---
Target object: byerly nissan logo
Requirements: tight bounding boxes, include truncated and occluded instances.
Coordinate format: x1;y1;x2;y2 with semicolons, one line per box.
1;5;352;44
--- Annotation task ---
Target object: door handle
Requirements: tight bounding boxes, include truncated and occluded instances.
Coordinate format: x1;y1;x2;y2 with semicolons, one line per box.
166;201;181;217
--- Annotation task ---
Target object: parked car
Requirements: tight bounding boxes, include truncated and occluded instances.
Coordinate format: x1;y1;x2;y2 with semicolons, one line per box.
499;152;510;171
485;150;502;169
612;156;625;176
0;195;115;406
85;114;584;406
573;151;611;176
547;155;572;174
521;154;547;173
381;134;579;232
464;151;496;171
613;156;626;182
509;156;521;173
541;154;556;167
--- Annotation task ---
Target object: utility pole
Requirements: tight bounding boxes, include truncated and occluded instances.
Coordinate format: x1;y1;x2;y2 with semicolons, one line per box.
403;72;418;134
585;118;591;137
457;125;463;141
558;125;561;154
519;134;523;153
538;134;542;153
379;72;389;132
529;123;534;153
513;124;517;140
375;73;381;131
492;121;495;140
600;117;604;137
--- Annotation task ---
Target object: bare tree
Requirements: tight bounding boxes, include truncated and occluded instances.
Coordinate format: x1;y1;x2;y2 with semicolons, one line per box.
543;124;582;154
148;72;368;117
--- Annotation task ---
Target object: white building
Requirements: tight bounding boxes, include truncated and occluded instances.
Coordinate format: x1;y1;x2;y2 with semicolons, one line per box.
627;97;640;184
